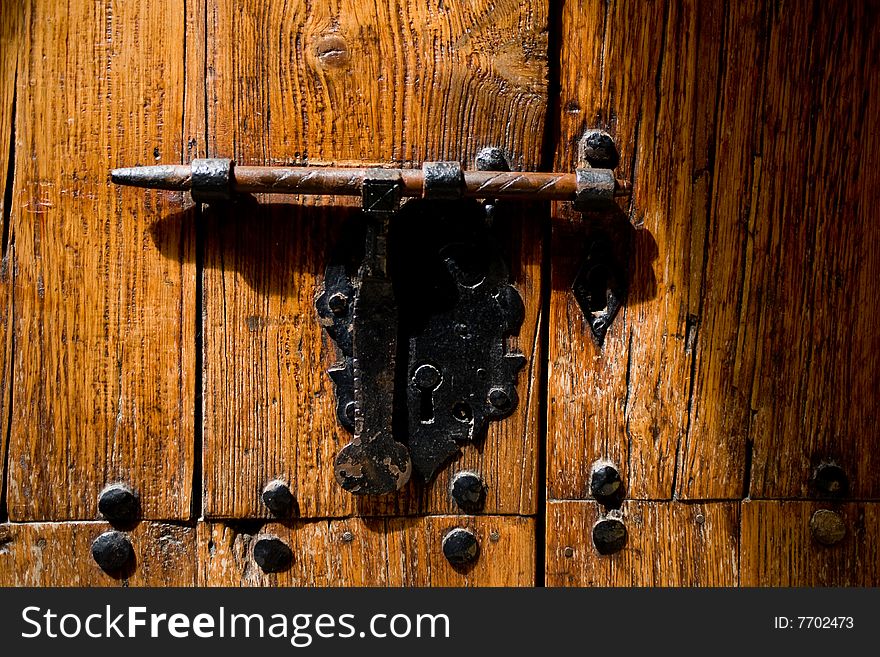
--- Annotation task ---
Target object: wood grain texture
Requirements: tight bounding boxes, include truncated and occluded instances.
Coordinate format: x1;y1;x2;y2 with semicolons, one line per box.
5;0;196;520
199;515;534;586
548;0;880;501
0;521;197;586
744;2;880;499
0;0;20;519
201;0;547;518
545;500;739;586
741;501;880;586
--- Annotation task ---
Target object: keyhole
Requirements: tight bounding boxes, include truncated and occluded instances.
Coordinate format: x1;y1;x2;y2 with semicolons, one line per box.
412;363;442;423
586;263;611;313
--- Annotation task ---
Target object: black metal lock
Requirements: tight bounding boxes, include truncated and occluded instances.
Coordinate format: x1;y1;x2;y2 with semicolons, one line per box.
316;153;527;495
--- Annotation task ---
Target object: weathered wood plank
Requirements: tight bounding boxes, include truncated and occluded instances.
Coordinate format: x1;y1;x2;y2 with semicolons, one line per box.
548;0;722;500
198;515;534;586
545;500;739;586
202;0;547;518
6;0;196;520
0;522;197;586
744;1;880;499
549;0;880;501
741;501;880;586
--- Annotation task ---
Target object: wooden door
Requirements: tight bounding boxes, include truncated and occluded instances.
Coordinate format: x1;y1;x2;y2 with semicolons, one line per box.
0;0;877;587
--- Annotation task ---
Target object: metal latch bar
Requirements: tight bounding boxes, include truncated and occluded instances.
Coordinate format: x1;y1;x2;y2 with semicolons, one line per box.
111;159;632;205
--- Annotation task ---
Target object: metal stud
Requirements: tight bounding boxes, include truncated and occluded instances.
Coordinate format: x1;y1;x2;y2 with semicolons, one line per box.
442;527;479;566
261;480;295;518
487;387;514;414
253;536;293;573
592;518;627;555
91;531;134;573
450;471;486;513
98;483;140;524
810;509;847;546
475;147;510;172
579;129;620;170
590;463;623;507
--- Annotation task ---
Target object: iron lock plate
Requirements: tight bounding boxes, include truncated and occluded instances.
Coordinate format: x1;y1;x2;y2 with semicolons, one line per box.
316;186;526;494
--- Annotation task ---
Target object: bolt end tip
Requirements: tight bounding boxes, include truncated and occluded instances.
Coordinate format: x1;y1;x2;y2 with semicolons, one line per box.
109;164;191;190
110;167;133;185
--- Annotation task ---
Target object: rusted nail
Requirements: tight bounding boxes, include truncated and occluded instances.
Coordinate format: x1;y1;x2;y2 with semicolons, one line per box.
563;546;575;558
98;483;140;524
261;480;294;518
592;518;627;555
253;536;293;573
442;527;479;566
810;509;847;546
450;471;486;513
91;531;134;573
579;129;620;170
475;146;510;172
487;387;513;413
341;531;354;543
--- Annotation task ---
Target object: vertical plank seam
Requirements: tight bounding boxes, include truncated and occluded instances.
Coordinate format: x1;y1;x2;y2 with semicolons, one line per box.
190;0;209;521
0;59;18;524
537;0;566;588
0;66;15;262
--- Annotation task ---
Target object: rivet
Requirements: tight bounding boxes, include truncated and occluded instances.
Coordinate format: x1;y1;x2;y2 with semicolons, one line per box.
91;531;134;573
450;471;486;513
487;387;512;413
592;518;627;555
98;483;140;524
328;292;349;316
695;513;706;525
489;530;500;542
442;527;479;566
563;546;575;558
810;509;847;546
579;129;621;169
812;463;849;499
341;531;354;543
475;146;510;172
253;536;293;573
413;363;442;391
590;463;623;507
261;480;294;517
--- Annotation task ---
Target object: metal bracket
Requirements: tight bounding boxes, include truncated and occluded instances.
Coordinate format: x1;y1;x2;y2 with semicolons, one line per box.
572;130;629;345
